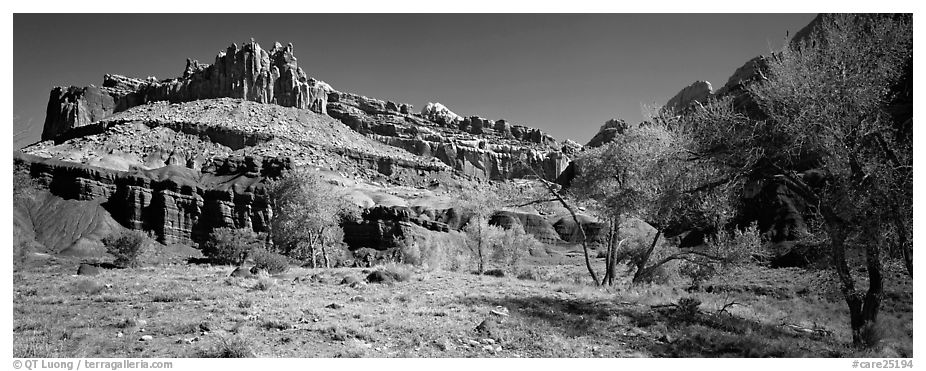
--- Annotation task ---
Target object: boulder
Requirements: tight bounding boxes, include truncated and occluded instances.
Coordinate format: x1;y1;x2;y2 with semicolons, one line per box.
474;318;501;339
365;270;408;284
77;263;102;276
229;266;255;278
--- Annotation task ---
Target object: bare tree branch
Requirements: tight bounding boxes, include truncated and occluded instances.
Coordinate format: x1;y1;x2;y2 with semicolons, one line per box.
514;160;600;285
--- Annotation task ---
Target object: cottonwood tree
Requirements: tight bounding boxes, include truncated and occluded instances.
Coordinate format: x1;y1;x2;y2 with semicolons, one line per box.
570;122;736;285
571;124;670;285
455;186;493;274
676;14;912;347
748;13;912;347
267;169;359;268
203;228;264;265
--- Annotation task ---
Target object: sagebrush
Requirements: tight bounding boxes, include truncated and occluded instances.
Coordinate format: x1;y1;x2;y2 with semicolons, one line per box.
102;230;147;268
250;248;290;274
203;228;263;265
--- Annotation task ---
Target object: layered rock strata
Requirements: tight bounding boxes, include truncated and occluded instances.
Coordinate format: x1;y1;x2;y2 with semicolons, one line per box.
43;41;328;141
25;39;588;254
327;91;570;181
16;152;278;246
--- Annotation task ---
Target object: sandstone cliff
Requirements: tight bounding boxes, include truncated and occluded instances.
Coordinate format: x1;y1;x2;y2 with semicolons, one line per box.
23;40;594;254
41;41;572;183
664;81;713;114
327;90;569;181
43;41;328;141
21;98;468;247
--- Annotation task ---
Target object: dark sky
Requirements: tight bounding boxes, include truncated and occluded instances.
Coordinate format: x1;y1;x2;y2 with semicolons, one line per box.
13;13;816;148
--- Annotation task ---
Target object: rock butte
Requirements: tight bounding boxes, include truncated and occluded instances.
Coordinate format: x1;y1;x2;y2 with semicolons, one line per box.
19;40;593;252
16;20;843;259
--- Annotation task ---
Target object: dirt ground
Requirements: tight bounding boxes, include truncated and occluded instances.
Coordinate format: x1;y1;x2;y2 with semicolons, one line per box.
12;247;913;358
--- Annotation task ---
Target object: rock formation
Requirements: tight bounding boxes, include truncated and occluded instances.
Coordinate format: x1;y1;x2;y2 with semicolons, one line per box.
551;214;609;246
420;102;462;125
15;152;272;246
585;119;629;148
24;38;712;256
42;41;328;141
20;97;466;247
488;210;562;244
14;188;126;256
664;80;713;114
326;90;568;181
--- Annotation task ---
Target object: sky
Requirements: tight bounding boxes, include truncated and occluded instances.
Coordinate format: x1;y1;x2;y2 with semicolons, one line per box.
13;13;817;149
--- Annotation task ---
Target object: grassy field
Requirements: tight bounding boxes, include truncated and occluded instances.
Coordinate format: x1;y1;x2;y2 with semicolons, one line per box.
12;249;912;358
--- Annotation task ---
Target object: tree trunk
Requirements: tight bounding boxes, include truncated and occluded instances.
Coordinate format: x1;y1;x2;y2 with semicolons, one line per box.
826;212;883;348
894;215;912;277
901;241;913;278
857;227;884;346
519;160;598;285
632;230;662;284
477;218;485;274
542;192;597;284
576;215;599;285
308;238;317;269
602;217;621;286
601;219;614;285
321;244;330;269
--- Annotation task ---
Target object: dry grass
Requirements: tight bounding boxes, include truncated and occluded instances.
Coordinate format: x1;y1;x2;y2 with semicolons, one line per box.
12;250;912;358
198;335;256;358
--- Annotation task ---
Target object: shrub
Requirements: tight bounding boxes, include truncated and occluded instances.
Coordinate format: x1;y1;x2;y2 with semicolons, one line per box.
398;234;427;267
203;228;263;265
199;336;255;358
398;231;469;272
102;230;147;268
679;224;763;285
462;217;537;274
250;248;290;274
443;236;470;272
72;279;104;295
367;263;413;284
321;244;354;268
151;291;187;303
462;216;499;273
13;170;40;199
490;223;536;272
261;319;292;331
708;223;763;269
675;297;702;319
483;268;506;277
679;260;717;286
638;260;681;285
859;321;887;349
608;221;682;285
253;277;276;291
